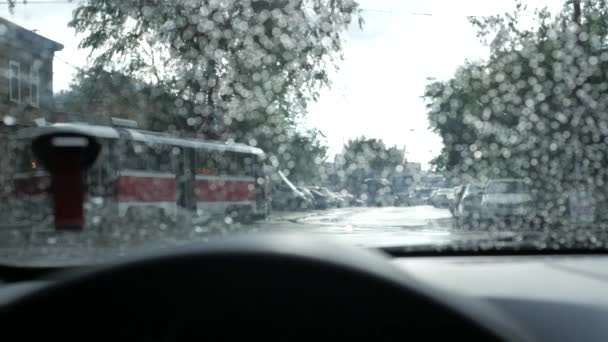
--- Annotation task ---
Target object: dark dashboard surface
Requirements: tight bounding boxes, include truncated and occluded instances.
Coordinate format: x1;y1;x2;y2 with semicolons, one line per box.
392;255;608;341
0;248;607;341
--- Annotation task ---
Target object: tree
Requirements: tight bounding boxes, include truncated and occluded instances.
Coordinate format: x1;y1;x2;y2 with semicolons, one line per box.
56;66;329;183
65;0;360;183
429;147;449;172
271;128;328;184
425;0;608;220
338;137;404;194
55;66;192;132
68;0;361;138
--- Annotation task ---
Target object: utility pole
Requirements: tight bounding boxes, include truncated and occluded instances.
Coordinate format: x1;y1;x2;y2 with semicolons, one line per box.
573;0;581;24
572;0;582;183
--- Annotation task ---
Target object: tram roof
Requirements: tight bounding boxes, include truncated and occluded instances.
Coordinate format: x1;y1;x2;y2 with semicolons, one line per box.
16;123;265;156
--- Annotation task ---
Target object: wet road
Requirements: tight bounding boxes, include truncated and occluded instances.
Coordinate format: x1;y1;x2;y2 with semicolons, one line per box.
264;205;456;247
0;205;519;265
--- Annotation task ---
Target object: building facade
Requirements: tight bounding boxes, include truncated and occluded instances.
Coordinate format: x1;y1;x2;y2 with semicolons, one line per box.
0;17;63;125
0;17;63;204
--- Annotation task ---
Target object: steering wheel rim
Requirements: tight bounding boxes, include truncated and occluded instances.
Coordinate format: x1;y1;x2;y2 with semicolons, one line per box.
0;235;531;341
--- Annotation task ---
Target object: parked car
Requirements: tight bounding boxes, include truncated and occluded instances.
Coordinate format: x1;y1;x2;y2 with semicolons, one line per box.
308;188;330;209
453;184;484;229
449;186;464;212
272;171;309;211
430;188;453;208
332;192;349;208
410;188;435;205
394;189;415;206
363;178;395;207
309;187;340;208
323;188;342;208
392;175;415;206
297;187;316;209
339;191;364;207
480;179;535;224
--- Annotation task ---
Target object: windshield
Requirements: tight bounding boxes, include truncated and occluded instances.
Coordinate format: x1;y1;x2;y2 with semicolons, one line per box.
2;0;608;267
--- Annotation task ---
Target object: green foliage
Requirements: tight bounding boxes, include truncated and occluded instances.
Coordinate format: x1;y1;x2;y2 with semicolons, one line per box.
338;137;405;194
271;128;328;184
55;66;189;132
429;147;449;172
68;0;361;137
5;0;22;13
425;0;608;218
65;0;360;184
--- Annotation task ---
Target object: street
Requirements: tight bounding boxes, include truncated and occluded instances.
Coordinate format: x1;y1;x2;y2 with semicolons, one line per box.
256;205;518;248
264;205;455;247
0;205;522;266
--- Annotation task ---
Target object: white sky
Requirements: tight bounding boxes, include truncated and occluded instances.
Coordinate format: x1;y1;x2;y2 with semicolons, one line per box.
0;0;564;169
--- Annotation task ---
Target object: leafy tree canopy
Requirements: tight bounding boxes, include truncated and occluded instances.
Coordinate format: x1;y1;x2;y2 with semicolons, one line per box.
425;0;608;218
337;137;405;194
68;0;362;142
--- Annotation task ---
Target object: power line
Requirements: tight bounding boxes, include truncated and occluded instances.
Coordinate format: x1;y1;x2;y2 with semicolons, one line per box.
0;0;76;4
361;8;432;16
54;54;83;72
0;2;530;17
360;8;535;18
0;1;535;19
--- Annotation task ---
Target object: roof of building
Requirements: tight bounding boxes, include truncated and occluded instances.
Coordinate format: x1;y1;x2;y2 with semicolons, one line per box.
0;16;63;52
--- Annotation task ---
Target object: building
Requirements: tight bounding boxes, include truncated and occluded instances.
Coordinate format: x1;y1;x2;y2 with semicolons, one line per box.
0;17;63;204
0;17;63;125
405;162;422;174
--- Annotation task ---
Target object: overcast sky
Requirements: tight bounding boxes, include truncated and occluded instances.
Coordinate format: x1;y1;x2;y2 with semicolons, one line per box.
1;0;564;169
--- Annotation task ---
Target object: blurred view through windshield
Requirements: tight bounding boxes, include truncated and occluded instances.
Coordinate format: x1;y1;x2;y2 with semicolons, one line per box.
2;0;608;265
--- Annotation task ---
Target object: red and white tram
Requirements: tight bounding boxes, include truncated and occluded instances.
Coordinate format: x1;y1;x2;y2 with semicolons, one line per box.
12;122;270;223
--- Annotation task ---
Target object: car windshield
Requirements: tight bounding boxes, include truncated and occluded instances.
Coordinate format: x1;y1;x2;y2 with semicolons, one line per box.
2;0;608;267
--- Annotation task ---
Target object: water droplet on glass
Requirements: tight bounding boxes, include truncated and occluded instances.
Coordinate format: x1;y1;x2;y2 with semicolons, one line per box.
92;216;101;225
3;116;16;126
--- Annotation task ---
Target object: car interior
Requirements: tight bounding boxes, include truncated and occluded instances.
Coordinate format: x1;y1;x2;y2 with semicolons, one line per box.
0;131;604;341
3;1;608;341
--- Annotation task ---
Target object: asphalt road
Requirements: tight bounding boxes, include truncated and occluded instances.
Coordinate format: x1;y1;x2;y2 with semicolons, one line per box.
0;205;517;266
265;205;456;247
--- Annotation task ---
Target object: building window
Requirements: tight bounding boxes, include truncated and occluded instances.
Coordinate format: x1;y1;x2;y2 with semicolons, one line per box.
30;67;39;107
9;61;20;103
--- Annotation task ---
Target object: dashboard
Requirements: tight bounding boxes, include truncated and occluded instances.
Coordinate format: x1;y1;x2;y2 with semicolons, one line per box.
0;236;606;341
393;255;608;341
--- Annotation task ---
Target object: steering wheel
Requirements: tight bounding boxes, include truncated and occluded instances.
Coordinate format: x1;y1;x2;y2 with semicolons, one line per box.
0;235;529;341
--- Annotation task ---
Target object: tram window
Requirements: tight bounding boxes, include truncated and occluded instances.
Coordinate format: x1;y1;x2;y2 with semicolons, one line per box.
197;150;218;175
215;153;230;175
86;139;117;197
150;145;172;172
148;145;160;171
225;153;240;176
124;143;147;170
226;153;249;176
158;151;171;172
230;153;257;177
243;156;255;176
15;142;41;172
